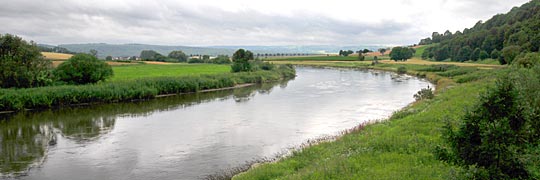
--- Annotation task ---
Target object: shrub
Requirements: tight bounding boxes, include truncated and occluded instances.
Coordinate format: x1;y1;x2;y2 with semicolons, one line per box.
413;86;434;101
54;54;113;85
397;66;407;74
513;52;540;68
0;34;53;88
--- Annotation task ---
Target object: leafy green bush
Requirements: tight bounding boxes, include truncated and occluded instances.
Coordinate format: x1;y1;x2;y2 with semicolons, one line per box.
54;54;113;85
413;86;434;101
440;66;540;179
0;34;53;88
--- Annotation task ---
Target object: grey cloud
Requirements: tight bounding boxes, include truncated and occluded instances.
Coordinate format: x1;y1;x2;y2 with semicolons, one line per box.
0;0;461;45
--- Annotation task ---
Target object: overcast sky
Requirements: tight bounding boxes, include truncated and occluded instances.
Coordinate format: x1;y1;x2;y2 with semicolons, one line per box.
0;0;530;46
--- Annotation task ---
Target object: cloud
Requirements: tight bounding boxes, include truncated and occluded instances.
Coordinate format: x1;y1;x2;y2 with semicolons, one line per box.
0;0;530;46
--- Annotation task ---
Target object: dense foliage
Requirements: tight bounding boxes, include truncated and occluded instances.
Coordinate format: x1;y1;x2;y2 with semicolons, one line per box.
231;49;254;72
421;0;540;63
389;47;414;61
54;54;113;85
168;50;188;62
0;34;52;88
338;50;354;57
140;50;166;61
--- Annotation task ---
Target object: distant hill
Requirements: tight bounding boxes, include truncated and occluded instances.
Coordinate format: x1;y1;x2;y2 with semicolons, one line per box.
419;0;540;64
37;44;384;58
57;43;235;58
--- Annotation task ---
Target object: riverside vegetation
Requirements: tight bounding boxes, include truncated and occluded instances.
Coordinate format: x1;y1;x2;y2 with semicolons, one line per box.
0;35;295;112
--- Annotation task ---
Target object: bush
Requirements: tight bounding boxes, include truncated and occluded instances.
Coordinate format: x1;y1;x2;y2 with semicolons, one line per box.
513;52;540;68
397;66;407;74
413;86;434;101
54;54;113;85
0;34;53;88
441;67;540;179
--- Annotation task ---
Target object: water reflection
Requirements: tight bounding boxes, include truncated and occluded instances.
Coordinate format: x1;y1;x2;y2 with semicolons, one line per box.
0;80;287;176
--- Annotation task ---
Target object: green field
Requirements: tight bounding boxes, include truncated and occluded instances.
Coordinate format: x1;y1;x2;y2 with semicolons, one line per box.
110;64;231;81
268;55;389;61
233;61;504;179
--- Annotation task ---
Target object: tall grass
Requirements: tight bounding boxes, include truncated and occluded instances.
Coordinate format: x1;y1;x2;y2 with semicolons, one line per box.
0;65;295;111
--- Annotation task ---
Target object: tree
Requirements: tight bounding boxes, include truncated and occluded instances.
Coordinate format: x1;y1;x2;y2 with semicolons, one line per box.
358;52;365;61
501;45;521;65
105;56;113;61
231;49;254;72
140;50;161;61
202;55;210;60
491;49;501;59
0;34;52;88
443;78;531;179
168;50;188;62
89;49;98;58
362;49;371;54
54;54;113;84
470;48;481;61
479;50;489;60
389;47;414;61
378;48;387;55
455;46;472;62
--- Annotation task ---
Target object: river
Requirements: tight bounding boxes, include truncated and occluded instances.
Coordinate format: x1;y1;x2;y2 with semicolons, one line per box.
0;67;431;180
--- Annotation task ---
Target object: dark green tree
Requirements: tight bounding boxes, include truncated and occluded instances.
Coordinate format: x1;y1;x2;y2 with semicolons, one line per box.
389;47;414;61
168;50;188;62
105;56;113;61
455;46;472;62
470;48;481;61
0;34;52;88
378;48;387;55
231;49;254;72
501;45;521;65
140;50;161;61
54;54;113;84
479;50;489;60
491;49;501;59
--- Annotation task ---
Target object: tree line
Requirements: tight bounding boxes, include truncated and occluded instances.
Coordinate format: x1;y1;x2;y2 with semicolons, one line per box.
419;0;540;64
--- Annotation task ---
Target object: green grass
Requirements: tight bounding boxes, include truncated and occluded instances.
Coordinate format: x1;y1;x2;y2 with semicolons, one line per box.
233;62;501;180
110;64;231;81
0;65;295;111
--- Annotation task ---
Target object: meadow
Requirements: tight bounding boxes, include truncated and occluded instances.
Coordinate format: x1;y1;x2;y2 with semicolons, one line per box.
110;64;231;81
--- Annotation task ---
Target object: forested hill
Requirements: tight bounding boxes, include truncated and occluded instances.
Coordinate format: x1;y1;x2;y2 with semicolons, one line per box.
419;0;540;64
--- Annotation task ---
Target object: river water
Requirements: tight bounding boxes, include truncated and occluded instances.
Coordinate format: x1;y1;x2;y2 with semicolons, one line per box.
0;67;431;180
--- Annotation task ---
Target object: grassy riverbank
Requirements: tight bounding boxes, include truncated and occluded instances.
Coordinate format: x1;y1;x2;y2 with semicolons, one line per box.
0;64;295;112
233;60;502;179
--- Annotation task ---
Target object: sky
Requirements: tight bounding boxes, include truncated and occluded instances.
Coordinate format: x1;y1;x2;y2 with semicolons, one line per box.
0;0;530;46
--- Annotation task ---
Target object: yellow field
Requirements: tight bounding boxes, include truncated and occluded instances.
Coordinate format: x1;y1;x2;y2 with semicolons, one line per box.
41;52;73;60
